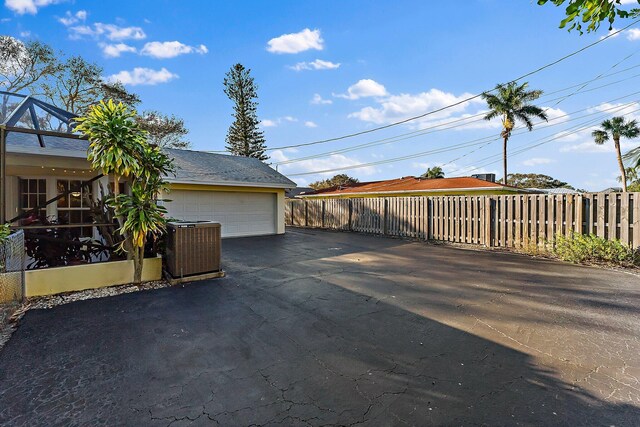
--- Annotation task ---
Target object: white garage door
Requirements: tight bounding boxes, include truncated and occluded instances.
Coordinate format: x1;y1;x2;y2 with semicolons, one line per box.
166;191;277;238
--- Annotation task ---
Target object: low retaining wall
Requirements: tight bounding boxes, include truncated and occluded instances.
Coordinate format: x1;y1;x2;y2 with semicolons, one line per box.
25;257;163;298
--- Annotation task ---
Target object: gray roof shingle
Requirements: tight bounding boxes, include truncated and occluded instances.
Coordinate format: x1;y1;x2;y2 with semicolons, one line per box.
166;148;296;187
6;132;295;188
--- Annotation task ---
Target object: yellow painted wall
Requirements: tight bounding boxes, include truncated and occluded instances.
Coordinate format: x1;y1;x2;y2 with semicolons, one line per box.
163;185;287;234
25;257;163;298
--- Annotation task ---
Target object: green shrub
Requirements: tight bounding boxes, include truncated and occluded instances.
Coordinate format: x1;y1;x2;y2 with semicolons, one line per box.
553;233;639;267
0;223;10;243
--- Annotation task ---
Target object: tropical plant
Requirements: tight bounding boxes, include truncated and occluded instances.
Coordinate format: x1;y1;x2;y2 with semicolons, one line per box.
420;166;445;179
617;166;639;185
482;82;548;185
537;0;640;34
75;100;146;197
75;100;174;283
592;116;640;192
223;63;268;160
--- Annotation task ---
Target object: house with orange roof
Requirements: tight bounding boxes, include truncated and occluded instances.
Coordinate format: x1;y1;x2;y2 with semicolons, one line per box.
299;174;534;199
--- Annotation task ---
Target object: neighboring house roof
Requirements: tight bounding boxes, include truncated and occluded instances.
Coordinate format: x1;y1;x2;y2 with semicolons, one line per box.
601;187;623;193
527;187;578;194
286;187;313;198
302;176;528;197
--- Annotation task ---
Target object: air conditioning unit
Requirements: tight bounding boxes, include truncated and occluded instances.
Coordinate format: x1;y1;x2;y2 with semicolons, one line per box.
165;221;221;278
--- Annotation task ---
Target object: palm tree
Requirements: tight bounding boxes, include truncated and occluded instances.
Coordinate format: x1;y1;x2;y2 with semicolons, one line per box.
617;166;639;186
592;116;640;192
420;166;445;179
482;82;548;185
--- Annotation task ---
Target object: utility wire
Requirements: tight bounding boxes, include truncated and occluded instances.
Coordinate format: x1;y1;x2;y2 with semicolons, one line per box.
284;99;640;177
265;20;639;152
275;69;640;166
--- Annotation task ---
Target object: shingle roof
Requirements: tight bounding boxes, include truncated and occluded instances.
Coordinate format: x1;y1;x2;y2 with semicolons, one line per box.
304;176;522;197
165;148;296;188
6;132;295;188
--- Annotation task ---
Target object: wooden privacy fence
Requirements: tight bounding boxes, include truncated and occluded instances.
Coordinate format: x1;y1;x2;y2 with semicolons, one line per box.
285;193;640;249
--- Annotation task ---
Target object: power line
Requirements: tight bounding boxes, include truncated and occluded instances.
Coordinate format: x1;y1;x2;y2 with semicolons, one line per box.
266;20;640;152
284;98;640;177
276;67;640;166
447;105;640;175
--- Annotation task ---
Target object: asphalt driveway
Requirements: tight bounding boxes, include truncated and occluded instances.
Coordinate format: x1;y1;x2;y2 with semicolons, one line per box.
1;229;639;426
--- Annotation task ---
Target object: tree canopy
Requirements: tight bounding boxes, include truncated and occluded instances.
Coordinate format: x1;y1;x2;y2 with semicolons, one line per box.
136;110;190;149
309;174;360;190
537;0;640;33
505;173;573;189
482;82;548;185
223;63;268;160
420;166;445;179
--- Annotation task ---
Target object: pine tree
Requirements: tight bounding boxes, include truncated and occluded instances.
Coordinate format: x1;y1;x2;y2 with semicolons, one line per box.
223;63;268;160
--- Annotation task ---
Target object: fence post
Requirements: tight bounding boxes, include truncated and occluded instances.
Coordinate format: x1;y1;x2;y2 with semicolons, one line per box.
321;200;326;228
383;198;389;235
348;199;353;231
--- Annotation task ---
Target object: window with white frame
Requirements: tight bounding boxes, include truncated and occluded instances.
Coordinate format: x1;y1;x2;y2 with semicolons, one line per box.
19;178;47;219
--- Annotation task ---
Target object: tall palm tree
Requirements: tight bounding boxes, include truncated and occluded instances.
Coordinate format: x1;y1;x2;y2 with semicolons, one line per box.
592;116;640;192
482;82;548;185
420;166;445;179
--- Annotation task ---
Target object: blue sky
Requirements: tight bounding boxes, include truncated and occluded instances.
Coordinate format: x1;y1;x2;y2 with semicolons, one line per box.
3;0;640;190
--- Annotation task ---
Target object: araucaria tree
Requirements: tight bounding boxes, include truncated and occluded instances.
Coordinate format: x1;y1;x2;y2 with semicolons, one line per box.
223;63;268;160
75;100;174;283
482;82;548;185
592;116;640;192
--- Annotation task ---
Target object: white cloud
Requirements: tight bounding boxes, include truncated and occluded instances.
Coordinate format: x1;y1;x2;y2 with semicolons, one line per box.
626;28;640;41
304;121;318;128
266;28;323;54
5;0;59;15
69;23;146;41
522;157;554;167
18;30;30;37
348;87;482;124
271;150;377;177
261;116;298;127
311;93;332;105
141;41;208;58
107;67;178;86
289;59;340;71
100;42;136;58
335;79;388;100
58;10;87;26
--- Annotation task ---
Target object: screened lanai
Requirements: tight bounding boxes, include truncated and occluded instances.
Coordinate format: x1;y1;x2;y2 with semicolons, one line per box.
0;91;119;269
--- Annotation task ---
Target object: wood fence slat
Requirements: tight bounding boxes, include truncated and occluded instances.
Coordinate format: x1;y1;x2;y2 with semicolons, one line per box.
633;193;640;248
608;193;618;241
620;193;629;246
597;193;606;238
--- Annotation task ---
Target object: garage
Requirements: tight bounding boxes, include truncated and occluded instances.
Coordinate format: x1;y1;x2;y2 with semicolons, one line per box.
165;190;277;238
160;149;295;238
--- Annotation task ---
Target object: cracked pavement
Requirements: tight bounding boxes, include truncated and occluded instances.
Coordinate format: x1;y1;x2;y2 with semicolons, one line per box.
1;228;639;425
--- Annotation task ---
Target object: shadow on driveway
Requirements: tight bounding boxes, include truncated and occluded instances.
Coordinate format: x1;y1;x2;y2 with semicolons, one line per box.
0;229;639;425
